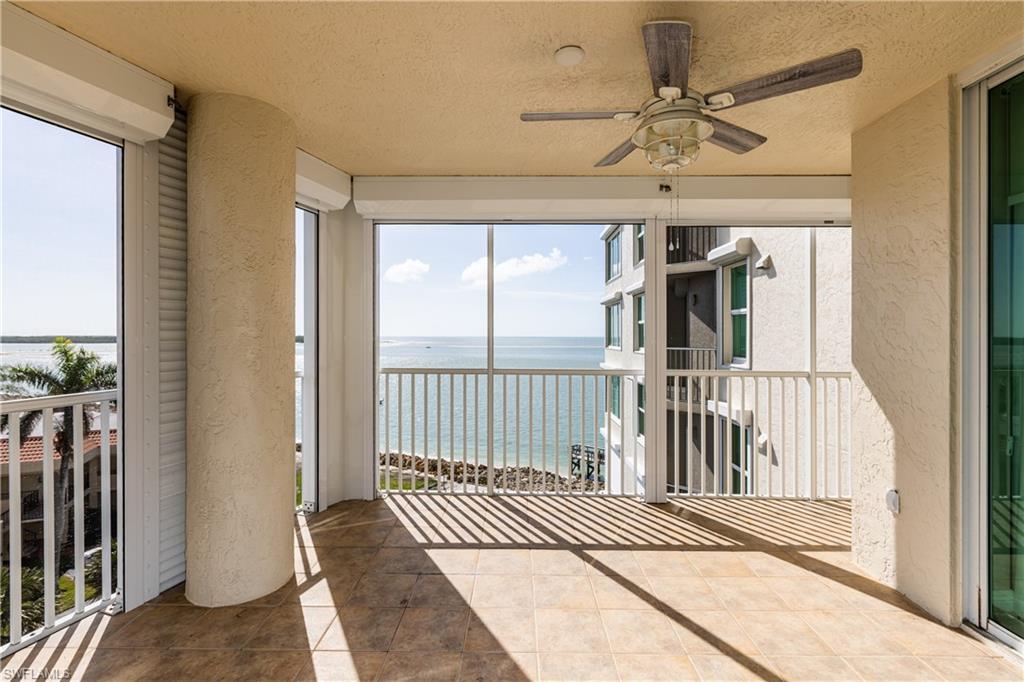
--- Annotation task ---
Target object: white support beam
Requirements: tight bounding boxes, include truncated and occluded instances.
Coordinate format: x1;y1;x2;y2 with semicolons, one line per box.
353;175;851;223
296;149;352;211
1;3;173;142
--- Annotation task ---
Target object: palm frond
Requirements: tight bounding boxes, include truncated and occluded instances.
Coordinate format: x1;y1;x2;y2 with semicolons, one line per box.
0;365;63;395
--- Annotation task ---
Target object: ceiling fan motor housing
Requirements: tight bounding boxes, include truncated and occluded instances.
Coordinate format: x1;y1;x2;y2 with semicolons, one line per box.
631;101;714;171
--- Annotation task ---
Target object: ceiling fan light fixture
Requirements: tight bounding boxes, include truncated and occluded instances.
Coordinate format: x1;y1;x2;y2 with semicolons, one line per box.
631;110;713;171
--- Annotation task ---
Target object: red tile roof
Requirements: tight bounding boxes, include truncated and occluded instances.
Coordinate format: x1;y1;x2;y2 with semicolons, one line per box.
0;430;118;465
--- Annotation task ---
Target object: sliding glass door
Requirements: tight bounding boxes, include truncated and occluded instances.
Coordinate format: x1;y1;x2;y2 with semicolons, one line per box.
988;66;1024;640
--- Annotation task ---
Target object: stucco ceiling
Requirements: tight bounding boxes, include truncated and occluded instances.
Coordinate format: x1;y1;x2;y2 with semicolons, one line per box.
15;1;1024;176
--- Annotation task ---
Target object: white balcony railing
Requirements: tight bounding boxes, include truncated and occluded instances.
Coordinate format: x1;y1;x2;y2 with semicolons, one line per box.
378;369;644;495
1;389;119;655
667;347;717;371
666;370;851;499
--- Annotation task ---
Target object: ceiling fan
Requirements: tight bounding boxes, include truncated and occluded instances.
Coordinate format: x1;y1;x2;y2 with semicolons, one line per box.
521;21;863;171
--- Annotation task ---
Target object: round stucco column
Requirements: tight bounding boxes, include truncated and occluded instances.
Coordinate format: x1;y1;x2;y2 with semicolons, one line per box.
185;93;296;606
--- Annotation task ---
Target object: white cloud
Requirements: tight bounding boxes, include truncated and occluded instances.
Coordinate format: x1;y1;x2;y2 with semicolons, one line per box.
384;258;430;284
461;248;568;287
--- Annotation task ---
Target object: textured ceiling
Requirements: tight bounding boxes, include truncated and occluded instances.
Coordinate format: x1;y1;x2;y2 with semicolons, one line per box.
15;1;1024;176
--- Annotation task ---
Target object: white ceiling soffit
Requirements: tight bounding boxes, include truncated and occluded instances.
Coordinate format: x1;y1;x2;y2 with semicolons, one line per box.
352;176;851;224
296;149;351;211
1;3;173;143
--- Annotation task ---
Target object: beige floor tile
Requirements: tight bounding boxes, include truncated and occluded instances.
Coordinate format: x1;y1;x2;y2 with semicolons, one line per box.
243;605;336;650
477;549;532;575
632;550;698;577
800;611;909;655
689;654;779;681
687;552;757;577
288;575;360;607
472;574;534;608
533;575;597;609
464;608;537;653
345;572;417;607
706;577;790;611
238;580;300;608
33;611;141;649
97;604;207;648
826;575;915;612
769;655;861;681
585;550;645;577
590;575;659;610
368;547;432;574
410;574;475;608
535;609;611;653
391;608;470;652
762;576;852;611
170;605;272;649
61;647;165;680
315;546;380;579
531;549;590;575
425;548;480;574
741;551;811;577
669;611;761;656
613;653;699;681
732;611;832;655
537;652;618;681
296;651;388;681
920;655;1024;681
166;650;311;681
317;607;404;651
866;612;995;657
460;652;538;681
647;576;724;611
330;523;395;547
844;655;943;680
600;609;685;654
378;651;462;681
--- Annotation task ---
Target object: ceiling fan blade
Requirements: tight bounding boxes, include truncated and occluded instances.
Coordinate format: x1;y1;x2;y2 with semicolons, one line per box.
521;111;637;121
641;20;693;94
706;48;862;110
705;115;767;154
594;139;637;167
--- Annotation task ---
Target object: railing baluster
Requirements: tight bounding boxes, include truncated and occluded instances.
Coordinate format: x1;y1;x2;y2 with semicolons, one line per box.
474;375;480;491
752;377;760;497
602;375;608;495
385;375;391;492
462;374;468;494
515;375;521;493
686;375;693;496
579;376;585;496
568;375;573;494
454;372;458;493
73;403;85;614
398;375;404;492
42;407;55;627
528;375;534;494
436;375;442;493
591;375;598;496
700;377;707;496
100;401;112;599
835;377;842;499
542;376;548;494
9;413;22;643
423;374;429;494
821;377;828;500
411;375;417;491
554;375;560;493
795;377;802;497
713;377;720;495
673;376;679;495
767;378;774;497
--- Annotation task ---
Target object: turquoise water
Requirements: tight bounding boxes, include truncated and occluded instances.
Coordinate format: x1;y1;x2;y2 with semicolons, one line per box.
379;337;608;475
1;338;609;467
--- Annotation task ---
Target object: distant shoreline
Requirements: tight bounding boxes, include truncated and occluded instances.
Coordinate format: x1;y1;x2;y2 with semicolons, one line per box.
3;335;306;343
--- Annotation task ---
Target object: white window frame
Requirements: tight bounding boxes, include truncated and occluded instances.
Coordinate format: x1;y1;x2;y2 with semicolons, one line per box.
636;379;646;444
633;292;645;353
960;48;1024;652
720;258;751;368
605;300;622;349
610;375;622;423
294;204;320;514
634;223;645;266
605;227;622;282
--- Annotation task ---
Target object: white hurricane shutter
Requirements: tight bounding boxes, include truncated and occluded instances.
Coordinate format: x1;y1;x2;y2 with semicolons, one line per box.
157;110;187;589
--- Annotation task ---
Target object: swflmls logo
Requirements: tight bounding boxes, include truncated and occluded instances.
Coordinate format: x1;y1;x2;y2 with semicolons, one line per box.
2;669;71;680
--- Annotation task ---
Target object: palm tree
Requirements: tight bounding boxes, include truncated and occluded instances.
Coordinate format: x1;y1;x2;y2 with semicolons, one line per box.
1;337;117;571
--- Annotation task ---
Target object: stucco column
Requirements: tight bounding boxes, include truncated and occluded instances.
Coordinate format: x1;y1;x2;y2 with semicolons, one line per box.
185;93;296;606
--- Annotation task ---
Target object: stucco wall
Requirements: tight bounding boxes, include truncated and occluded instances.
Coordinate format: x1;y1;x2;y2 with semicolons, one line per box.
850;78;959;624
185;93;298;606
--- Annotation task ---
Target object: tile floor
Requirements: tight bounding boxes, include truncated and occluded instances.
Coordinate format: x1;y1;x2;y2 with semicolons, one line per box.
4;495;1021;681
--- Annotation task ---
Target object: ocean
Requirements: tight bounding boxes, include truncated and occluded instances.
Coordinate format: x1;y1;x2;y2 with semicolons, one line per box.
1;338;607;472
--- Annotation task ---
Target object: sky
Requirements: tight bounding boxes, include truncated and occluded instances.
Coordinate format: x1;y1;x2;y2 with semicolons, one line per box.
378;223;606;337
2;106;606;339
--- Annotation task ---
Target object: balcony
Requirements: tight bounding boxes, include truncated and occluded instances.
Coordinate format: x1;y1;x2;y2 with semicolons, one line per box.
667;226;716;265
6;494;1017;681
